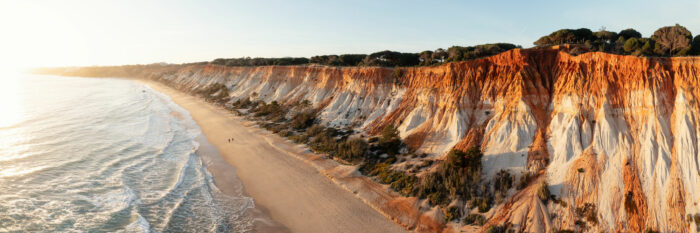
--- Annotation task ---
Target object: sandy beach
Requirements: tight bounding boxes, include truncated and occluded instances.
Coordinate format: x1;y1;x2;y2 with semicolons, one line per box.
141;80;408;233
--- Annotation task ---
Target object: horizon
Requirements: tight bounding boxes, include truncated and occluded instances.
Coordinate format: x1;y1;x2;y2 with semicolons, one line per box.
1;0;699;69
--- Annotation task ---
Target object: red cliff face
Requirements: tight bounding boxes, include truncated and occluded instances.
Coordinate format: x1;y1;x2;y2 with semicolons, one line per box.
42;48;700;232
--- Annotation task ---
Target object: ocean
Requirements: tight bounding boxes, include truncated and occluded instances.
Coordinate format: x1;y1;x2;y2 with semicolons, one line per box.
0;74;254;232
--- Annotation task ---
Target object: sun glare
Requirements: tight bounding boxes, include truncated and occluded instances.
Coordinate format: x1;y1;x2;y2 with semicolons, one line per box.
0;1;87;129
0;69;25;128
0;2;92;69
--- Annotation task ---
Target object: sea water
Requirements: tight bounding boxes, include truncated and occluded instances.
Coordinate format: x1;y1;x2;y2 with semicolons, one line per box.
0;74;254;232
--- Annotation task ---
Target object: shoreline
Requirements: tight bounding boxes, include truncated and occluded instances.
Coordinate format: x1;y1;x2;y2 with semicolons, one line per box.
193;134;290;233
139;80;412;233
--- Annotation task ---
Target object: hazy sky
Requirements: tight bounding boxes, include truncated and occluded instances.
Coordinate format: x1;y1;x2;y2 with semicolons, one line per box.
0;0;699;68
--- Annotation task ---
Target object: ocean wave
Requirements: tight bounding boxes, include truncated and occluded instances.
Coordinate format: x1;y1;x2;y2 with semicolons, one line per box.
145;85;202;138
0;75;253;232
125;214;151;233
94;186;139;213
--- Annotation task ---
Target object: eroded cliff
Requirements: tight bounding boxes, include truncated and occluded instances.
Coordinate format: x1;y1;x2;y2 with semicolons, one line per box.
40;48;700;232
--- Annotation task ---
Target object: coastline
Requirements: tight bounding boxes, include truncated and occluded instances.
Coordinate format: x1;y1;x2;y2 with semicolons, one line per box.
139;80;411;233
193;134;290;233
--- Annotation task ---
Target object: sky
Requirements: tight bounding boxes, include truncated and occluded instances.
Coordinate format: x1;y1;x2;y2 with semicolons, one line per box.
0;0;698;69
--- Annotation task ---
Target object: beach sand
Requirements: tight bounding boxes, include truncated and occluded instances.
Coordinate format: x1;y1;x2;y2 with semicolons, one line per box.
142;80;408;233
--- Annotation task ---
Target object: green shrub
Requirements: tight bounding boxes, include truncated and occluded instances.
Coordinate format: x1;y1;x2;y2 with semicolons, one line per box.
575;203;598;225
360;162;418;196
468;197;491;213
477;198;491;213
516;172;532;190
640;39;655;55
485;225;507;233
278;129;292;137
231;97;253;109
691;35;700;55
533;28;594;47
494;169;513;197
463;213;486;226
428;192;448;206
379;125;401;155
291;110;316;130
250;101;287;120
366;162;389;177
268;123;287;133
416;147;485;208
537;180;550;203
619;28;642;40
442;206;461;222
336;138;368;163
594;30;618;42
623;38;641;53
309;130;337;153
290;134;309;143
389;172;418;196
200;83;229;102
305;125;325;137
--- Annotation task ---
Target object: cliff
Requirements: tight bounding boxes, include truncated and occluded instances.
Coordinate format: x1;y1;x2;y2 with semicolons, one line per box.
38;48;700;232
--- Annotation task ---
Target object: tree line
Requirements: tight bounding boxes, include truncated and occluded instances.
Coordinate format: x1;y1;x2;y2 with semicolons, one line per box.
209;24;700;68
210;57;310;66
210;43;520;68
534;24;700;57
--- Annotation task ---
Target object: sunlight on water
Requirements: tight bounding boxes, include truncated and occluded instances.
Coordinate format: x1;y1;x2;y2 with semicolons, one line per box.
0;74;253;232
0;165;45;178
0;69;24;128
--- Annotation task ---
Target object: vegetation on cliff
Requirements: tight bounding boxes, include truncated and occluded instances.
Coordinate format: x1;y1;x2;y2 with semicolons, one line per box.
221;92;515;225
535;24;700;56
34;24;700;232
211;43;520;68
210;57;309;66
203;24;700;70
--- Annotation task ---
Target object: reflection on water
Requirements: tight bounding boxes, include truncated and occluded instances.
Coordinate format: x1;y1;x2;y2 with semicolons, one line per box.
0;74;253;232
0;70;24;128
